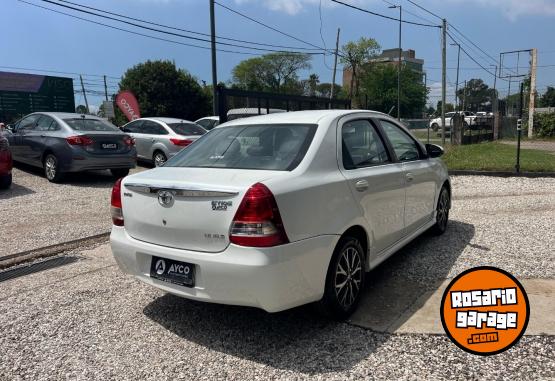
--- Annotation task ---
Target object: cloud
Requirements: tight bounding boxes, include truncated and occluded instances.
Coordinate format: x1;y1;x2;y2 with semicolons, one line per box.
443;0;555;20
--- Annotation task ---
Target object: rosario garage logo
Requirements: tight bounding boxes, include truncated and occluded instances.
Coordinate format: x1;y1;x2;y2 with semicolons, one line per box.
440;267;530;356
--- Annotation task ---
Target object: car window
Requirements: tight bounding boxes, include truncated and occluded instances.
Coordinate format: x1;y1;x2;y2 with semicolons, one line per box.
36;116;54;131
19;115;40;131
196;119;211;129
379;120;422;162
341;120;390;170
64;118;119;132
446;112;455;118
143;121;168;135
49;120;60;131
123;120;144;133
165;124;317;171
167;123;206;136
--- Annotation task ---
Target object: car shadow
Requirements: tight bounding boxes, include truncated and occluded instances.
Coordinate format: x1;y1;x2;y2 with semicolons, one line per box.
0;183;35;199
142;220;474;374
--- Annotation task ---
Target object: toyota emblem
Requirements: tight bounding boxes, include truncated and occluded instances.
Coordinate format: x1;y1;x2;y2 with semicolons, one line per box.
157;190;175;207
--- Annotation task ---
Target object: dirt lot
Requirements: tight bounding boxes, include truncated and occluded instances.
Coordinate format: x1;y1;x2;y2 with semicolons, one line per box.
0;175;553;379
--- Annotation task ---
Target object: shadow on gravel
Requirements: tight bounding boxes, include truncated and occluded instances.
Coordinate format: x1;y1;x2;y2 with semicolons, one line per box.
0;183;35;199
143;220;474;375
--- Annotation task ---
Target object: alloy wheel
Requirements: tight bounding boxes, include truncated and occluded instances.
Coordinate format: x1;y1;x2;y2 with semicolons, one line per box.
45;156;57;180
437;189;449;230
154;153;166;167
335;246;363;310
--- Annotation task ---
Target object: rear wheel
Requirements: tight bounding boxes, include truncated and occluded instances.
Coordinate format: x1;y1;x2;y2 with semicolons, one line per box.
431;186;450;235
153;151;167;167
0;173;12;189
318;236;365;320
111;168;129;178
44;154;64;183
432;123;439;132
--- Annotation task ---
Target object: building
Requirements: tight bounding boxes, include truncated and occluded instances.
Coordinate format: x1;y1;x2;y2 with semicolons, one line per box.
342;48;425;91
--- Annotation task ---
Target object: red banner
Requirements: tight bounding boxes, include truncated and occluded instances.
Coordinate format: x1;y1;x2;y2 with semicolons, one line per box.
116;91;141;121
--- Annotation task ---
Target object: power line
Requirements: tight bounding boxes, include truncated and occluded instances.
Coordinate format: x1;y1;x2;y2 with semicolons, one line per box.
54;0;322;52
318;0;334;70
330;0;441;28
405;0;443;21
378;0;438;25
17;0;262;55
39;0;324;54
446;31;498;78
0;65;120;79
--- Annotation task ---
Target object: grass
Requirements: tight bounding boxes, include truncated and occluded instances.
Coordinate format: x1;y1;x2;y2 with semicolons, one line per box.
440;142;555;172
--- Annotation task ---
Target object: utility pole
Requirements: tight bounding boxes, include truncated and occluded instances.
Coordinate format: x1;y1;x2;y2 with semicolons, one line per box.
103;75;109;101
451;42;461;111
389;5;402;120
79;74;89;114
209;0;218;116
330;28;341;107
491;65;498;114
462;80;467;112
528;48;537;138
441;19;447;145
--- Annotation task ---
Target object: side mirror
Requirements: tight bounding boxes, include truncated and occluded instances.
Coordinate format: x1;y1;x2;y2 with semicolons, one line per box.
426;143;444;158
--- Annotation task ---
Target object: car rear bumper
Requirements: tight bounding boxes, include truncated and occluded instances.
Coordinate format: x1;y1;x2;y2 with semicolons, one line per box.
65;154;136;172
0;151;13;176
110;226;338;312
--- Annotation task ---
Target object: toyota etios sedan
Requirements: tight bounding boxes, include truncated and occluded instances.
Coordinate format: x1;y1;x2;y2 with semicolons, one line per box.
110;110;451;319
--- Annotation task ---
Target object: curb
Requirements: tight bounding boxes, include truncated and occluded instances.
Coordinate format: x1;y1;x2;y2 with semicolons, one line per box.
0;232;110;270
449;170;555;178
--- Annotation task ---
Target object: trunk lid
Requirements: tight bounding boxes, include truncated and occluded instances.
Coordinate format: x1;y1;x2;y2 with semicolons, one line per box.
121;167;284;252
81;132;132;155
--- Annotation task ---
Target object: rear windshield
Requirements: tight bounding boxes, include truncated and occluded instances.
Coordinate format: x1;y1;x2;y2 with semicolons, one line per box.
165;124;317;171
167;123;206;136
64;118;119;132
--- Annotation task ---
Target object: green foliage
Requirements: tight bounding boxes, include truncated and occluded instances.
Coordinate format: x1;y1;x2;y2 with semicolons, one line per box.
231;53;311;94
436;101;455;114
539;86;555;107
359;64;427;118
340;37;381;101
534;112;555;137
316;83;344;99
75;105;87;114
115;60;211;125
456;78;496;112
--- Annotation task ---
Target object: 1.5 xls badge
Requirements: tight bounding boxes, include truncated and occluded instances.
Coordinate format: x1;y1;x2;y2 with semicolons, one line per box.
440;267;530;356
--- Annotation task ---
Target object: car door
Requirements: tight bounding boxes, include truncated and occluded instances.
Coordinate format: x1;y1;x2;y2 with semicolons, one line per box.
122;120;146;159
14;114;41;163
28;115;55;164
338;117;406;257
378;119;437;235
142;120;170;158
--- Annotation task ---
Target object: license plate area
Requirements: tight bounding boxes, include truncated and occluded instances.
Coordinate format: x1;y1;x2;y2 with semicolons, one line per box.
150;256;195;287
102;143;118;149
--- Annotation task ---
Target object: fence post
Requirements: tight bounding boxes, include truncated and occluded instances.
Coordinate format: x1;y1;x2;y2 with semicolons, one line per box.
452;114;463;145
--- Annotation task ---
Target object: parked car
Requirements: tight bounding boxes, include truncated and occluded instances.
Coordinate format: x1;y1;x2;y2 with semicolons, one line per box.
227;108;286;121
6;112;136;182
0;134;13;189
111;110;451;319
121;117;207;167
429;111;476;132
195;116;220;131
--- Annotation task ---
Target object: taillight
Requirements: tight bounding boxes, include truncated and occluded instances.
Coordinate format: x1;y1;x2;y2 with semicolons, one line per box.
123;135;135;146
111;178;124;226
66;135;93;146
170;138;193;147
230;183;289;247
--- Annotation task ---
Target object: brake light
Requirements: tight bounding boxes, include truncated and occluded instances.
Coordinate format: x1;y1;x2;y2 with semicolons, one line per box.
170;138;193;147
230;183;289;247
123;135;135;146
111;178;124;226
66;135;93;146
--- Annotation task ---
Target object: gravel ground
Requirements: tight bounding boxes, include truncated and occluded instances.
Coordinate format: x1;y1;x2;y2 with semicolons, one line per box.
0;175;554;380
0;163;146;257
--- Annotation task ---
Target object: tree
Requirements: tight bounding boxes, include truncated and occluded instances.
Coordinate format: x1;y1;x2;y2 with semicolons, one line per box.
231;53;311;93
115;60;210;125
540;86;555;107
315;83;344;99
456;78;496;112
75;105;88;114
436;101;455;114
359;64;427;118
340;37;381;103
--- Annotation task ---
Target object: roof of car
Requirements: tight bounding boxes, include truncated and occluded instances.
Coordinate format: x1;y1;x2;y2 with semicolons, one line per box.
140;117;195;124
195;116;219;121
30;112;105;120
220;109;387;126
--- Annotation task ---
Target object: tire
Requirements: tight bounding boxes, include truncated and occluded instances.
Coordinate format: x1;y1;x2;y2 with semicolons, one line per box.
318;236;366;320
0;173;12;189
153;151;167;167
431;186;450;235
44;154;64;183
111;168;130;178
431;123;439;132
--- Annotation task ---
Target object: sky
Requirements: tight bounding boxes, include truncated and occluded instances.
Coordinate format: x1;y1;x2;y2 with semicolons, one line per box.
3;0;555;111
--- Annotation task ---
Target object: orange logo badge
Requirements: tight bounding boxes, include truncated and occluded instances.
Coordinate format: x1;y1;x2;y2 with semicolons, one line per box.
440;267;529;356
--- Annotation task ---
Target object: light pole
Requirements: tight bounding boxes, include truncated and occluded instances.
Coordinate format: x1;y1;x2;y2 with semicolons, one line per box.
450;42;461;112
389;5;402;120
490;64;498;114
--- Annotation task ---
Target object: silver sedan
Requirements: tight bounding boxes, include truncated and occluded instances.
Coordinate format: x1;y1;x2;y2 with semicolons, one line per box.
121;117;206;166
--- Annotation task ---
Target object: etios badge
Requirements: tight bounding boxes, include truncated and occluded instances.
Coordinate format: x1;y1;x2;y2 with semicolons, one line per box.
157;190;175;207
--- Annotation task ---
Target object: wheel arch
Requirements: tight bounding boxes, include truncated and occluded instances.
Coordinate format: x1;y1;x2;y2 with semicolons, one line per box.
341;225;369;270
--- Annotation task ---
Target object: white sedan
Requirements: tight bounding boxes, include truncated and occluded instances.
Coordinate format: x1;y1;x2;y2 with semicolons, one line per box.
110;110;451;319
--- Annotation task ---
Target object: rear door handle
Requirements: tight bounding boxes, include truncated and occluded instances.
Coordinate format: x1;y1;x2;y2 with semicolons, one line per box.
355;180;369;192
406;173;414;182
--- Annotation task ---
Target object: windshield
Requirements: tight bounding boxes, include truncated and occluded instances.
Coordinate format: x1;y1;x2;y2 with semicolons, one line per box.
165;124;317;171
64;118;119;132
167;123;206;136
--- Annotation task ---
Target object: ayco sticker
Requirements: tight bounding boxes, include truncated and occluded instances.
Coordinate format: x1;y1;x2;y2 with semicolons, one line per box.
440;266;530;356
